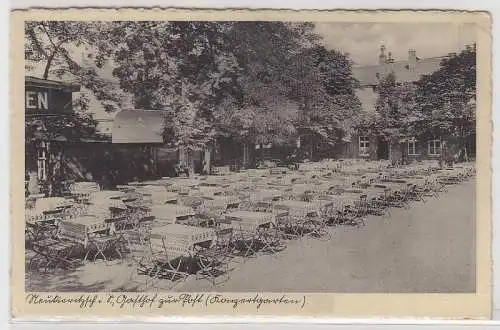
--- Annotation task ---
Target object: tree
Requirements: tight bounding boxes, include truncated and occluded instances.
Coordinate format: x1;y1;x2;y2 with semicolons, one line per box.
25;21;128;113
287;45;361;157
411;44;477;159
107;22;241;151
108;22;323;149
94;22;361;165
374;73;418;129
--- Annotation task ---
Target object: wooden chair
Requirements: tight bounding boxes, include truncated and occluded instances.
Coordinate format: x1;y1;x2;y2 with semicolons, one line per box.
122;229;152;288
195;227;235;286
145;234;191;289
27;223;86;273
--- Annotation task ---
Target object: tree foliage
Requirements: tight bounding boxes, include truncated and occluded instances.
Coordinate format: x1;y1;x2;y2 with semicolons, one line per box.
411;44;476;139
105;21;360;148
25;21;363;152
25;21;128;113
367;44;476;144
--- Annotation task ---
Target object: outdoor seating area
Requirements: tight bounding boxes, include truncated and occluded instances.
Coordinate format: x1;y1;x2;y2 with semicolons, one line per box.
25;159;475;290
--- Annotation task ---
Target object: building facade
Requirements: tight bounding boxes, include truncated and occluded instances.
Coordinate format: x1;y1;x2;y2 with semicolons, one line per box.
341;46;472;162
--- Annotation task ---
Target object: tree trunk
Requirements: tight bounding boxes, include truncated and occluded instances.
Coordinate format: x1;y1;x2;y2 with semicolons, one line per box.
203;146;211;174
242;143;250;169
43;52;57;79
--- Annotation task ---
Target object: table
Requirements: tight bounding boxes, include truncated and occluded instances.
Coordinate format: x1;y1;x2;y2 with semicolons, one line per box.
273;200;331;239
150;223;216;250
58;215;123;262
249;189;284;202
342;188;383;201
137;187;179;204
375;181;409;192
270;167;290;175
69;182;100;194
25;208;62;242
225;210;278;230
274;200;323;217
189;186;224;197
150;204;196;224
224;210;285;256
60;215;112;234
202;196;241;210
317;194;360;210
290;183;319;194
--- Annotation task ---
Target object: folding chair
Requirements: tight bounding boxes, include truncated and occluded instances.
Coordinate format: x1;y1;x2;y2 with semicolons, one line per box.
122;229;152;288
232;223;260;261
85;231;123;264
300;212;331;240
145;234;191;290
353;195;369;226
274;212;302;240
195;227;235;286
256;220;287;254
337;203;364;228
273;205;308;239
28;225;85;273
387;186;411;210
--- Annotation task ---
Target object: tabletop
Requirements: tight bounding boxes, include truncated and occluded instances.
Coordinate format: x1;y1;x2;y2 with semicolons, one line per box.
150;204;196;223
249;189;284;201
60;215;111;234
151;223;216;246
225;210;278;231
274;200;323;217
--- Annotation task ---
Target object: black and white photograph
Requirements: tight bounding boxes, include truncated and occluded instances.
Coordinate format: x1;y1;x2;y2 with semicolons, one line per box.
22;19;479;295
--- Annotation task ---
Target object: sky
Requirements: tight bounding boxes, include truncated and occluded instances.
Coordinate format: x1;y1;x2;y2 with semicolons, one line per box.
314;22;477;66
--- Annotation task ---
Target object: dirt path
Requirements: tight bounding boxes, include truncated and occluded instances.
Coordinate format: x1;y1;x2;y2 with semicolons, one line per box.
26;180;475;293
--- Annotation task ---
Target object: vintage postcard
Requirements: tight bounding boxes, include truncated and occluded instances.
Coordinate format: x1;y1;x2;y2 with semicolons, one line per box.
10;9;492;320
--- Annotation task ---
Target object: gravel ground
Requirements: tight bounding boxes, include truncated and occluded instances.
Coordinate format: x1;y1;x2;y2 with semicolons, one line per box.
25;179;475;293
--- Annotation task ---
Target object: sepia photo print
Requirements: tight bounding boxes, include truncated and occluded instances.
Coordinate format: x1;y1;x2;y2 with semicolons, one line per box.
11;9;492;319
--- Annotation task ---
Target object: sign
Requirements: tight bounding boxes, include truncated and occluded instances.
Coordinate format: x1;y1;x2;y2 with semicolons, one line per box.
25;86;74;115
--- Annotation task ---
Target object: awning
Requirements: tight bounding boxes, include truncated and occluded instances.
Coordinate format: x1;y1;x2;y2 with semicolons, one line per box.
26;117;110;143
112;109;164;144
25;76;81;92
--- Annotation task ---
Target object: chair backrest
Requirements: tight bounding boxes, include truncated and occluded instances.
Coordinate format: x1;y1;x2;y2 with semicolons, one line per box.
58;221;88;246
216;227;233;247
125;229;150;252
161;237;190;260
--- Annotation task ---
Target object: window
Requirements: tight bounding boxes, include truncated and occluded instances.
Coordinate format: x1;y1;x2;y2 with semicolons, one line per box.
408;138;418;155
359;136;370;156
37;141;49;181
428;139;442;156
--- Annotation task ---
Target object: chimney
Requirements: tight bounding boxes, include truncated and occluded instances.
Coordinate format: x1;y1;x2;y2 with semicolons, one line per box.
379;45;387;65
408;49;416;68
387;52;394;63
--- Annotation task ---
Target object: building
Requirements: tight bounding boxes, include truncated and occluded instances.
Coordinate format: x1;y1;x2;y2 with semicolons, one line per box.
340;46;467;162
25;76;112;195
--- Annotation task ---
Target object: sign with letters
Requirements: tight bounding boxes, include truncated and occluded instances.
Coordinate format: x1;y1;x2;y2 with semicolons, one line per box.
25;85;74;115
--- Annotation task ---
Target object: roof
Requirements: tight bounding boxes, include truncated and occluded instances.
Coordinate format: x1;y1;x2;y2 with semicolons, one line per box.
112;110;164;144
355;88;378;113
352;56;446;86
25;76;81;92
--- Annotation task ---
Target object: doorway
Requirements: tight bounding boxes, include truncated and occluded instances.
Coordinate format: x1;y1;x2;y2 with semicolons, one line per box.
376;137;389;160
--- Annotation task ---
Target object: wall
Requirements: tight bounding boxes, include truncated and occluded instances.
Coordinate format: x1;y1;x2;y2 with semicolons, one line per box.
57;142;162;187
401;135;476;163
338;135;378;160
